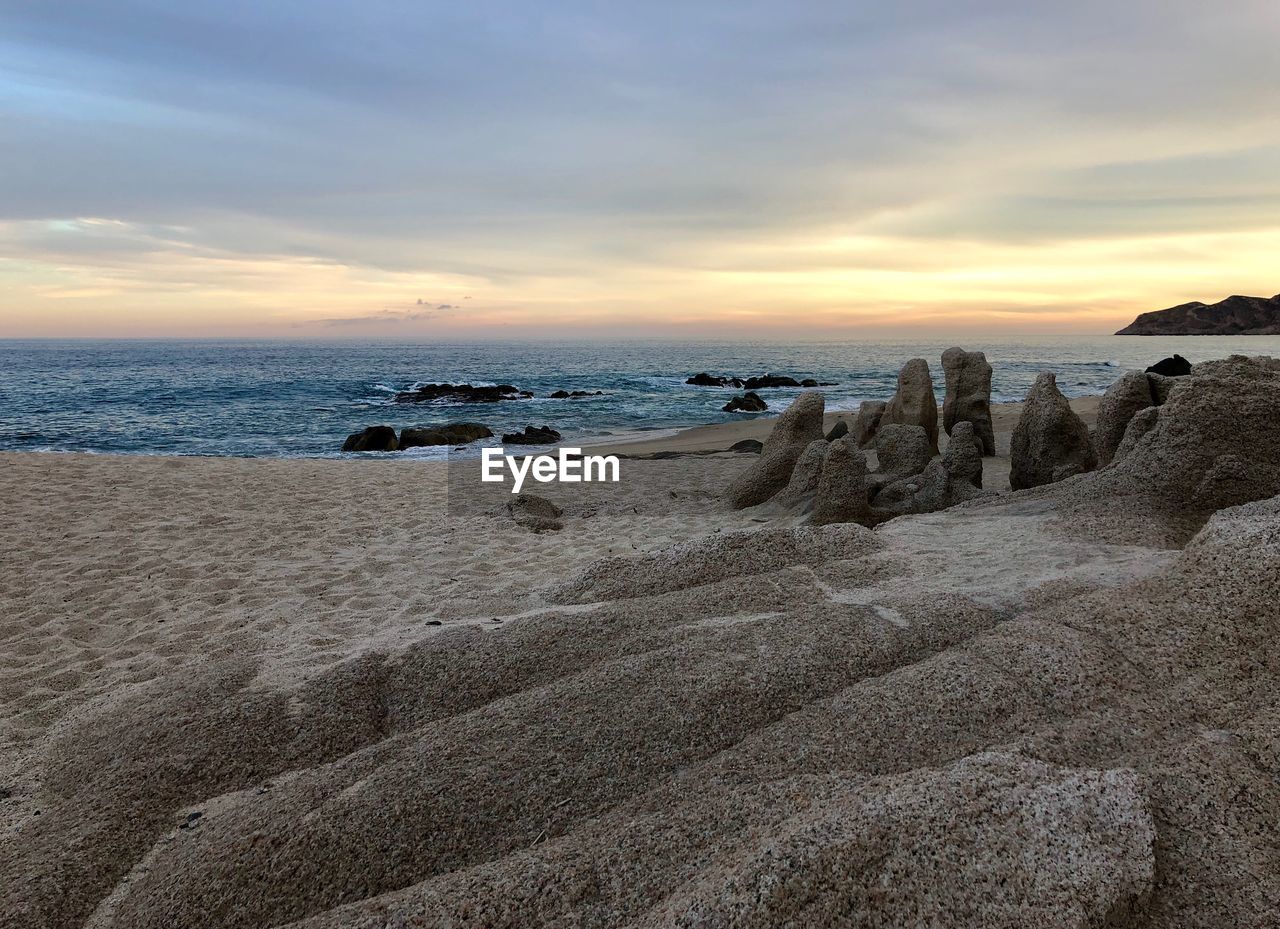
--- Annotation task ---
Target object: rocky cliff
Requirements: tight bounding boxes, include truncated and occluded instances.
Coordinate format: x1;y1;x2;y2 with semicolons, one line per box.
1116;293;1280;335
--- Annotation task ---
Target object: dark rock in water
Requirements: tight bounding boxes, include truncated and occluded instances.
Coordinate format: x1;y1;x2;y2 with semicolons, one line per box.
507;493;563;532
394;383;532;404
502;425;562;445
399;423;493;449
1116;293;1280;335
743;374;801;389
342;426;399;452
1145;355;1192;377
729;439;763;453
548;390;604;399
825;420;849;442
686;373;742;388
1010;373;1098;490
722;392;768;413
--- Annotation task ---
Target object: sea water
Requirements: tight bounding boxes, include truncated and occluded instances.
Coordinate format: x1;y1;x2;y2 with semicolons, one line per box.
2;336;1277;458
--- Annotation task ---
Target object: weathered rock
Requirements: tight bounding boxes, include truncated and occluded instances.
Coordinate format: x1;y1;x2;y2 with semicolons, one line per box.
941;347;995;455
721;392;767;413
1145;372;1179;406
685;372;732;387
1113;407;1160;463
869;423;932;493
399;423;494;449
1094;372;1156;466
502;425;561;445
772;440;828;510
548;390;603;399
851;400;887;448
825;420;848;442
743;374;802;389
942;421;984;490
341;426;398;452
727;391;825;508
881;359;939;454
394;383;531;403
1146;354;1192;376
506;493;563;532
1010;373;1098;490
729;439;763;454
809;437;873;526
1117;293;1280;335
1190;353;1280;377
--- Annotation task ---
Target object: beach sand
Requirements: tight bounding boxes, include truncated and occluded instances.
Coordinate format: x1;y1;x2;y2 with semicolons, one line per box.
3;383;1279;928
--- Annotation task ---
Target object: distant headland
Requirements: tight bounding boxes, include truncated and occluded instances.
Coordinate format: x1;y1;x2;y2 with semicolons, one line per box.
1116;293;1280;335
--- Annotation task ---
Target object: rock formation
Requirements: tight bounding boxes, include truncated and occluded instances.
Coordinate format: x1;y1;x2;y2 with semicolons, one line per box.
825;420;848;442
506;493;563;532
809;437;873;526
548;390;603;399
721;392;767;413
341;425;398;452
881;358;939;454
1094;371;1156;466
868;423;932;493
772;439;828;509
502;425;561;445
1145;354;1191;377
851;400;886;448
1116;292;1280;335
1010;373;1098;490
1113;406;1160;463
941;347;995;455
399;423;493;449
394;383;532;403
942;421;984;489
727;392;825;508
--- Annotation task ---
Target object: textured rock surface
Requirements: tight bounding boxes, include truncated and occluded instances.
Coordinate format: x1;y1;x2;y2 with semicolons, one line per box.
809;437;873;526
1094;371;1155;466
1010;373;1098;490
726;391;825;508
851;400;886;448
824;420;848;442
942;420;984;489
941;347;995;455
772;439;827;510
1113;406;1160;463
721;392;767;413
869;423;932;494
399;423;493;448
881;359;939;453
506;493;563;532
502;425;562;445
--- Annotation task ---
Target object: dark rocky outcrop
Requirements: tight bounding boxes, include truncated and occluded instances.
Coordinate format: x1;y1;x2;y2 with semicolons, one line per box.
727;392;826;509
399;423;493;449
1116;293;1280;335
394;384;533;404
825;420;848;442
729;439;763;454
502;425;562;445
1145;355;1191;377
548;390;604;399
941;347;995;455
686;373;836;389
722;392;767;414
686;373;743;388
881;359;939;454
341;426;398;452
1010;373;1098;490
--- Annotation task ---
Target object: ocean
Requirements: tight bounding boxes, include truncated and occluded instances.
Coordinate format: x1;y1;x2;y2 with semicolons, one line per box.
2;335;1278;458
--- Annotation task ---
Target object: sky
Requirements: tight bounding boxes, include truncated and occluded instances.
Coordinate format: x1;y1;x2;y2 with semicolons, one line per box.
2;0;1278;339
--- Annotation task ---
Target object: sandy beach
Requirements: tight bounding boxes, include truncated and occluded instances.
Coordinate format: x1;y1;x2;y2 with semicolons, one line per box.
3;369;1279;927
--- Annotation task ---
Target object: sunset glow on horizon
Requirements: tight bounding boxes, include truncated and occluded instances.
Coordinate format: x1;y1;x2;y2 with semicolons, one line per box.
3;1;1278;339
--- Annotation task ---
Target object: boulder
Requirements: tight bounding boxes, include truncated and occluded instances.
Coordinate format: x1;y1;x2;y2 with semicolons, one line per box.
502;425;561;445
506;493;563;532
727;391;826;509
686;373;743;388
729;439;763;454
1146;354;1191;377
1145;372;1179;406
869;423;932;493
1094;372;1155;466
1113;407;1160;463
722;392;768;413
1010;373;1098;490
825;420;849;442
851;400;887;448
394;383;531;403
942;421;983;490
341;426;398;452
548;390;603;399
941;347;995;455
743;374;802;389
1190;354;1280;377
809;438;873;526
772;440;828;509
881;358;939;454
399;423;493;449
